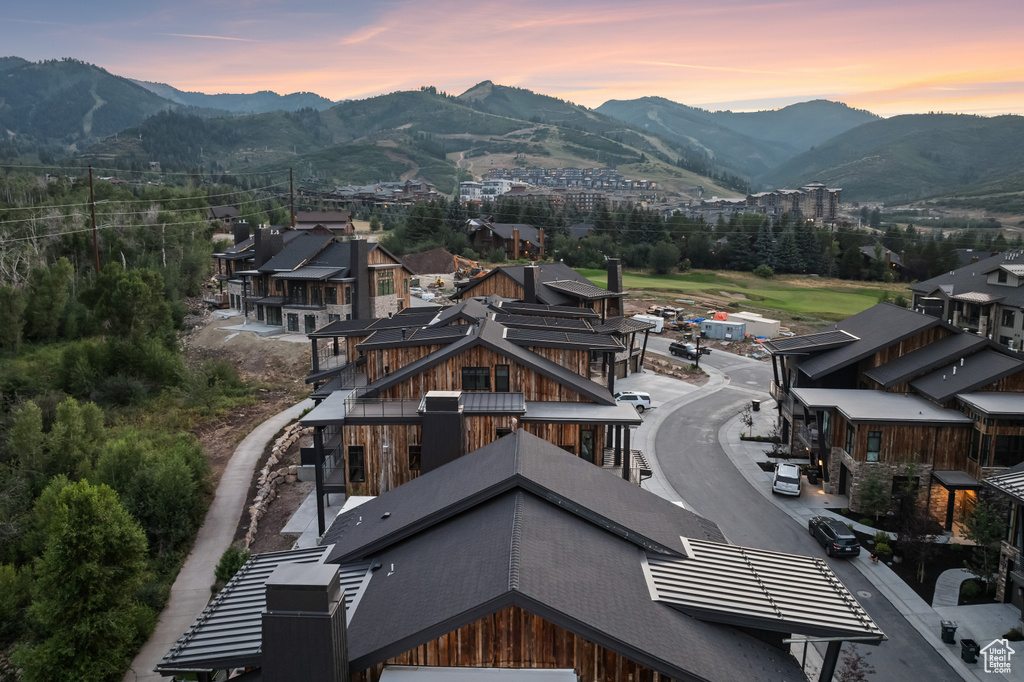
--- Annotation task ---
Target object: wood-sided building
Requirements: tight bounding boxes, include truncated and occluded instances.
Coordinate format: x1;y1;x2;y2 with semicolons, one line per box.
229;234;412;333
766;302;1024;529
156;432;883;682
301;297;649;536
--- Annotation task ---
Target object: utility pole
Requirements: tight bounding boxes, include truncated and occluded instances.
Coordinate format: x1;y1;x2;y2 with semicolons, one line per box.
290;168;295;230
827;222;835;279
88;166;100;273
694;331;702;369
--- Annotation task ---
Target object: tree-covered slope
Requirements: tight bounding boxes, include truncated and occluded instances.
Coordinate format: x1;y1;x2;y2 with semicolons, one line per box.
130;79;336;113
762;114;1024;202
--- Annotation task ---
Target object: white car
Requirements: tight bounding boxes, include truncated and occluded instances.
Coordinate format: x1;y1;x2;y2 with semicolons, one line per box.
772;462;802;496
613;391;652;414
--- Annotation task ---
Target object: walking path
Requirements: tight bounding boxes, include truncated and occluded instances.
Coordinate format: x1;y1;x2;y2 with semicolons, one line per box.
122;398;314;682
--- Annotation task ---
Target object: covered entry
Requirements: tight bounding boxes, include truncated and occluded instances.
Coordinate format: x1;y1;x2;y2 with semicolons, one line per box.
929;470;982;532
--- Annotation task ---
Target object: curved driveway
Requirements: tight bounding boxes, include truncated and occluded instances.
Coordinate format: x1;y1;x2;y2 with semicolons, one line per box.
647;344;959;682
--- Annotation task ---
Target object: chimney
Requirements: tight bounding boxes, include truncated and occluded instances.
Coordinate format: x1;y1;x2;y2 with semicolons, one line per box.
350;239;371;319
512;228;520;260
262;563;348;682
420;391;464;472
523;265;539;304
537;228;545;258
233;221;251;245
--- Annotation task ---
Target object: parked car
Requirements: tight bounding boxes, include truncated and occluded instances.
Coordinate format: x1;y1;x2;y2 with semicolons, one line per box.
808;516;861;557
771;462;802;496
613;391;652;413
668;342;711;361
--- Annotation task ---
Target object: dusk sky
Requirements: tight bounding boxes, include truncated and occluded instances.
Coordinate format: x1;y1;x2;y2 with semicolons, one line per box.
3;0;1022;117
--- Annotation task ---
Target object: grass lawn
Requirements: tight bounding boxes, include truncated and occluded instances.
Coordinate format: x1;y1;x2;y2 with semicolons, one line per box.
578;268;910;320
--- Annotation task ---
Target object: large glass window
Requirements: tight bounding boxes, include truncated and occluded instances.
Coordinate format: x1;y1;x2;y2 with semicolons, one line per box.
348;446;365;483
968;429;980;462
325;286;337;305
462;367;490;390
266;307;282;326
845;425;855;455
287;313;299;332
408;445;421;471
994;435;1024;468
377;270;395;296
866;430;881;462
304;315;317;334
495;365;510;392
1003;310;1016;328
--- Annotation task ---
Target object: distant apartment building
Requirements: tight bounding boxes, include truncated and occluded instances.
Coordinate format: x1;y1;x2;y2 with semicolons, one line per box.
683;182;841;223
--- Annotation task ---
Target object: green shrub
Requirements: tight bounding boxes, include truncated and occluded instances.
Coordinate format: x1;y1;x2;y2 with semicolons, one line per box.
753;264;774;279
859;517;873;526
215;545;251;585
873;531;891;545
960;579;982;601
873;541;892;559
1004;627;1024;641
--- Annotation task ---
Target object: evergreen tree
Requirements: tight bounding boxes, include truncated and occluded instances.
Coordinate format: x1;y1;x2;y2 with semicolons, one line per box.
16;480;150;682
0;286;26;355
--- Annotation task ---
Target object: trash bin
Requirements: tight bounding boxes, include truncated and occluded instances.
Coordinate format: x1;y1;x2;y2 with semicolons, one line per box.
940;620;957;644
752;399;761;412
961;638;980;664
807;467;820;484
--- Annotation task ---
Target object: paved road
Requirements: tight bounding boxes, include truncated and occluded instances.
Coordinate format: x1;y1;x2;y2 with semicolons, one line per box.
651;348;960;682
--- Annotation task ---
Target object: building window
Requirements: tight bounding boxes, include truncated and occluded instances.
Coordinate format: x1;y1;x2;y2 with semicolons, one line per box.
994;435;1024;468
968;429;980;461
266;307;282;326
328;314;340;323
408;445;421;471
348;446;365;483
999;270;1008;284
287;313;299;332
257;304;265;321
1003;310;1016;328
275;279;283;292
866;430;881;462
845;425;855;455
345;286;352;305
325;286;337;305
377;270;395;296
304;315;317;334
496;428;512;438
495;364;510;392
462;367;490;390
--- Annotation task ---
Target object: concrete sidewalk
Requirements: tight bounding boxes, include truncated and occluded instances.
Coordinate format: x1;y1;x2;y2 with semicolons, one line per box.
719;407;1023;682
123;398;314;682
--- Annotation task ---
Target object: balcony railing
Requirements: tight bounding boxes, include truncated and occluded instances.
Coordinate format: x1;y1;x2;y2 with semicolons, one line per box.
343;389;421;419
282;292;325;309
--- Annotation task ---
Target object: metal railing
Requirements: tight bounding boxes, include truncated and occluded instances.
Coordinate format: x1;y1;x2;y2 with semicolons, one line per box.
343;390;422;419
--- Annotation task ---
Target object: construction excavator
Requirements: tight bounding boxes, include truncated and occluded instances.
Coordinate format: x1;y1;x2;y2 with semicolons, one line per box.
454;255;486;281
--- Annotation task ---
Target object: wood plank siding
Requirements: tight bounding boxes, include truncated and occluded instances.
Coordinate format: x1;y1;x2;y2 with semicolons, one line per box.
351;605;668;682
830;412;971;470
374;347;592;403
342;421;607;495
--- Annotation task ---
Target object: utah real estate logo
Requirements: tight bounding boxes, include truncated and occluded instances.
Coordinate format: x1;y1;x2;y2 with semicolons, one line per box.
980;638;1015;674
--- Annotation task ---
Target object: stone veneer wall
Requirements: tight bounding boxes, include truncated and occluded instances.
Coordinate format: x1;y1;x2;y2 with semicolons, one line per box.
830;447;932;514
372;294;399;319
997;541;1022;603
245;421;314;548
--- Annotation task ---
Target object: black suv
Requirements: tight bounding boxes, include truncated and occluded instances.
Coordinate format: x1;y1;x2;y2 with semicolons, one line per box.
808;516;861;557
668;342;711;360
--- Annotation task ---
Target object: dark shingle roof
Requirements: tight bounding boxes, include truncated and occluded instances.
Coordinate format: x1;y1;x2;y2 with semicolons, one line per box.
311;313;439;338
592;316;657;334
356;325;470;350
258;234;334;273
542;279;615;300
798;304;945;381
911;251;1024;309
910;348;1024;403
488;222;540;243
322;431;875;680
456;262;600;306
863;333;989;387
